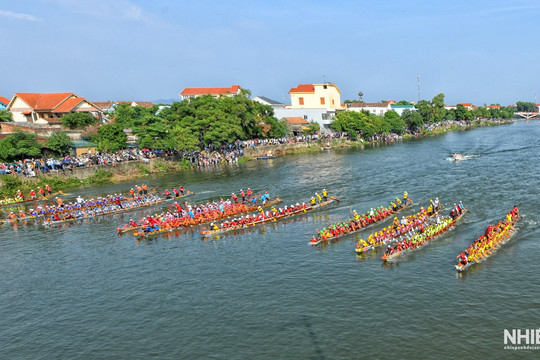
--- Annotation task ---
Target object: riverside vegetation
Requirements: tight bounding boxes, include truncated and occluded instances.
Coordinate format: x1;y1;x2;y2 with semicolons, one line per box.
0;91;516;197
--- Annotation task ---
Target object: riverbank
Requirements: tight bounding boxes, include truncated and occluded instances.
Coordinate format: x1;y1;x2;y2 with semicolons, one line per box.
0;118;514;198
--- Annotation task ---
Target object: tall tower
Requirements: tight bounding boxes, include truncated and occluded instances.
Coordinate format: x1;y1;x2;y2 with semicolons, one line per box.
417;75;421;103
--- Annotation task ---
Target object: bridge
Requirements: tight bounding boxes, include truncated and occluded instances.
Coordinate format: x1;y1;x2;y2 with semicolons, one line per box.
515;112;540;119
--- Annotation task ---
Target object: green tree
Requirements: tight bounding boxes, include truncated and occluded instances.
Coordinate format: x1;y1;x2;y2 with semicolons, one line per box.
0;131;42;161
455;104;468;120
93;124;127;152
0;110;13;122
396;100;412;105
264;118;288;138
383;111;406;134
431;93;446;122
401;110;424;131
304;121;320;135
46;132;72;156
170;126;200;151
516;101;536;112
62;112;98;129
415;100;434;123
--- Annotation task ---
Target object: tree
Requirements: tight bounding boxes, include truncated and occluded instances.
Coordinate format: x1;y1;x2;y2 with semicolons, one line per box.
401;110;424;131
46;132;72;156
304;121;320;135
516;101;536;112
0;110;13;122
396;100;412;105
170;126;200;151
431;93;446;122
383;111;406;134
455;104;468;120
62;112;98;129
0;131;42;161
415;100;434;123
93;124;127;152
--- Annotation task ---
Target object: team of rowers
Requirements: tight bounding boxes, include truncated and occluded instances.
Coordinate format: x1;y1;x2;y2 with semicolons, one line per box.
16;194;164;223
383;202;465;259
207;191;332;232
0;185;54;206
125;190;276;234
456;206;519;268
356;198;446;251
311;192;410;244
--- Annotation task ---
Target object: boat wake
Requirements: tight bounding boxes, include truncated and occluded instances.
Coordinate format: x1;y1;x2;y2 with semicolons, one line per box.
445;154;481;162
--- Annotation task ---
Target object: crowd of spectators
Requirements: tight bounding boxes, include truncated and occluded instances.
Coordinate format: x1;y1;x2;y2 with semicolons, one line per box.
4;120;507;176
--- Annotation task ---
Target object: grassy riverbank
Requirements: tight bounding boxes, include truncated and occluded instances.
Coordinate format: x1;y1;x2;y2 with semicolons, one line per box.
0;159;190;198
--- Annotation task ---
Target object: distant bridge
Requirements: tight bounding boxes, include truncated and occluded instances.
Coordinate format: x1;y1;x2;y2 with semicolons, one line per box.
515;112;540;119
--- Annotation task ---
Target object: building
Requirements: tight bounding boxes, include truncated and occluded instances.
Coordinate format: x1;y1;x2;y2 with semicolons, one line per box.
281;117;309;135
390;104;417;116
444;105;457;110
0;96;9;110
252;96;284;109
347;102;392;116
287;83;343;109
457;103;474;110
92;101;115;113
180;85;242;101
486;105;501;110
7;92;103;124
274;108;335;132
70;140;97;157
116;101;154;108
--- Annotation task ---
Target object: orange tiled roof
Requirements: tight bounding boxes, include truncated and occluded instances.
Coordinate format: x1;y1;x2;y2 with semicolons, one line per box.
15;92;75;110
289;84;315;93
181;85;240;96
458;103;473;107
134;101;154;108
54;97;85;113
93;101;114;109
486;105;501;109
283;117;309;125
0;96;9;105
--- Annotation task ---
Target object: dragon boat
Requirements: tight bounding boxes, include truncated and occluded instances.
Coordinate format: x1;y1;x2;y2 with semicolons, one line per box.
200;196;339;236
455;207;519;272
309;196;412;246
381;209;467;262
355;203;442;254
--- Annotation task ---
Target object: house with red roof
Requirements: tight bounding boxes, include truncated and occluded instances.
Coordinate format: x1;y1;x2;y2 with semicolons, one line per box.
281;117;310;135
287;83;343;110
6;92;103;124
180;85;242;101
0;96;10;110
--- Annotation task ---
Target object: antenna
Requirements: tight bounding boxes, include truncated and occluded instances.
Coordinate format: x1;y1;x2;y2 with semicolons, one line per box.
417;75;421;103
323;74;326;83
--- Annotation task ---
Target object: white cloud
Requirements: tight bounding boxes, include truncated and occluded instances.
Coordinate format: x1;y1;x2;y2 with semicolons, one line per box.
50;0;152;22
0;9;40;21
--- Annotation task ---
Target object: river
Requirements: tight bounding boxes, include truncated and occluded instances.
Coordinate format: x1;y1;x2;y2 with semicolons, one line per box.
1;120;539;359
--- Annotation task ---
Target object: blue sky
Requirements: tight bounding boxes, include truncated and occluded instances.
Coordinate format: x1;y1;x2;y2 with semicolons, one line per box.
1;0;539;105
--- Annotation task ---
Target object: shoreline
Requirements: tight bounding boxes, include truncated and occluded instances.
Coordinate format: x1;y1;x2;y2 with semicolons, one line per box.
0;119;514;198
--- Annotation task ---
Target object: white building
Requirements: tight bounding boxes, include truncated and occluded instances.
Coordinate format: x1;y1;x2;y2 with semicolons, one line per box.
252;96;284;109
347;102;392;116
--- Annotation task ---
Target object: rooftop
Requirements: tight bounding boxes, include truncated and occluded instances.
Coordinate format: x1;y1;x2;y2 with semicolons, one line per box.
180;85;240;96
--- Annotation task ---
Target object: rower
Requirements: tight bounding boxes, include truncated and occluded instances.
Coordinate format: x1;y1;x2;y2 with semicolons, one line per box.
29;189;36;200
310;196;316;206
316;193;322;203
46;185;52;195
322;189;327;202
403;191;408;202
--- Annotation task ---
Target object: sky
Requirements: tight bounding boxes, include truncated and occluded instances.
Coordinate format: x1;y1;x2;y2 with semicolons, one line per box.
1;0;539;105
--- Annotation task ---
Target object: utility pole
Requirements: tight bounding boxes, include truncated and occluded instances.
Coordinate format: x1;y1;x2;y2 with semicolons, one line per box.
417;75;421;103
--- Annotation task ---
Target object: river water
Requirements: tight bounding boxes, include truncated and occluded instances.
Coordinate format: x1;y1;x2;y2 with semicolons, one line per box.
1;121;539;359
